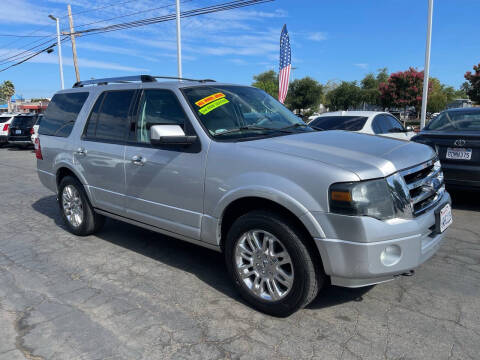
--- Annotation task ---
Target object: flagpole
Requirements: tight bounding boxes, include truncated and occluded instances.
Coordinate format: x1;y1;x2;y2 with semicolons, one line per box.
420;0;433;129
175;0;183;79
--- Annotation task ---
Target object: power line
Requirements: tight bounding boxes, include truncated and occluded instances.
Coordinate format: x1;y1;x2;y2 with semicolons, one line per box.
66;0;193;31
0;34;56;38
73;0;273;37
0;0;274;74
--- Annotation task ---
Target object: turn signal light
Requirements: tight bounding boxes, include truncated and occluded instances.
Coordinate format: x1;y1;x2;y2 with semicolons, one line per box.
331;190;352;202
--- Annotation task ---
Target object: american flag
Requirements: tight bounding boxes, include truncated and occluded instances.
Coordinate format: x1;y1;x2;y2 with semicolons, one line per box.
278;24;291;104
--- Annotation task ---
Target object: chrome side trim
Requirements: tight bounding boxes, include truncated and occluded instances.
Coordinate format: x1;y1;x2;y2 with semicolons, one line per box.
37;169;55;177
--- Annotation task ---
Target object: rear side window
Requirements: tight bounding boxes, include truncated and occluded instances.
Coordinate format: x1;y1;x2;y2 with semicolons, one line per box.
39;92;88;137
0;117;12;123
310;116;368;131
84;90;135;142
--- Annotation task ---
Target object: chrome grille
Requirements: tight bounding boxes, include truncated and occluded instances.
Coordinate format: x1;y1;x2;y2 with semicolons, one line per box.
400;158;445;216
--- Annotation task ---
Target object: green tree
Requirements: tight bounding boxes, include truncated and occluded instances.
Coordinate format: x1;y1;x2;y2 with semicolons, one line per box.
326;81;363;111
252;70;278;98
285;77;323;115
360;68;389;107
427;78;448;113
0;80;15;112
464;63;480;103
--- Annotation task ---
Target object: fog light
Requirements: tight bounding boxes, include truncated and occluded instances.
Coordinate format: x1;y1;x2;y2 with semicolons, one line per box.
380;245;401;266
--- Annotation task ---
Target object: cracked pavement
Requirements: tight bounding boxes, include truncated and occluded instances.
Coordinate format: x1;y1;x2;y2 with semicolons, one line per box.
0;146;479;360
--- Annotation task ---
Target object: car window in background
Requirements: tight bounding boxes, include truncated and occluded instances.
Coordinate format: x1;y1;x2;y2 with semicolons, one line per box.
310;116;368;131
384;115;404;133
93;90;135;141
39;92;89;137
0;116;12;123
12;116;36;128
426;111;480;131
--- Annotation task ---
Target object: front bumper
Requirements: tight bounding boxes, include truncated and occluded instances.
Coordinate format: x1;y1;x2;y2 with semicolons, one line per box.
313;191;451;287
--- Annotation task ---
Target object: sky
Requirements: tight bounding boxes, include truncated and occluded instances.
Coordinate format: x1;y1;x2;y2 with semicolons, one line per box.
0;0;478;99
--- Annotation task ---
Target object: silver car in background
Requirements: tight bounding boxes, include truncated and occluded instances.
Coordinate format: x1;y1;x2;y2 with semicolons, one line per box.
36;75;452;316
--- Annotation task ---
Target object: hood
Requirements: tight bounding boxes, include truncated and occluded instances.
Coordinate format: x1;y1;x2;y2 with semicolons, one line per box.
242;131;436;180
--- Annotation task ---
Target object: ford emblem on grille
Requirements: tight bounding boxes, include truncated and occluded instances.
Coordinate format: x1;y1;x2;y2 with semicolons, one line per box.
454;139;466;146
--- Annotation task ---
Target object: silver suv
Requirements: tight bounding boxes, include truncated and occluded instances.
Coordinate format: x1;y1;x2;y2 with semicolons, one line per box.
36;75;452;316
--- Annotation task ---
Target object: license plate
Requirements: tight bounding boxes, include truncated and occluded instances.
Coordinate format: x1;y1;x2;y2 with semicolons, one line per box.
446;147;472;160
15;130;21;135
439;204;452;233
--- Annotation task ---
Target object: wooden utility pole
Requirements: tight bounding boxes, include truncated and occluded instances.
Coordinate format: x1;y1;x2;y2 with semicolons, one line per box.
67;4;80;82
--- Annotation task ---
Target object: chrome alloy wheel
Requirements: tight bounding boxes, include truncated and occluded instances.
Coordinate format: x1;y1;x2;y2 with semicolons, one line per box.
234;230;294;301
62;185;84;227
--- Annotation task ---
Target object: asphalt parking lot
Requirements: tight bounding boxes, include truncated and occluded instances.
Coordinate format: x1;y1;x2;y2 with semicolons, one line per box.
0;146;479;360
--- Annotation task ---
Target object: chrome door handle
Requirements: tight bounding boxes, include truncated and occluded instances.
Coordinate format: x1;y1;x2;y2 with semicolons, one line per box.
131;155;146;166
75;147;87;156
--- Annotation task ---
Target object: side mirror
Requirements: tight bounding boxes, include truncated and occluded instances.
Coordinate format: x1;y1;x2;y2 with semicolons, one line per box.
150;124;197;146
405;126;414;132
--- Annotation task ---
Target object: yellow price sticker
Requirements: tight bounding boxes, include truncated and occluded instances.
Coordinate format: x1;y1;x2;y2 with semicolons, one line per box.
199;98;229;115
195;92;225;107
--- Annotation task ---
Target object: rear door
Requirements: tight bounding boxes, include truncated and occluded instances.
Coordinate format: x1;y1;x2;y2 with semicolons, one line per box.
76;89;137;216
124;88;206;240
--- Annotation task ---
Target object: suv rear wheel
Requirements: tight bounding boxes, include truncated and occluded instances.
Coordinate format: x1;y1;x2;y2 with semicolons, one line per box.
225;210;324;316
58;176;105;236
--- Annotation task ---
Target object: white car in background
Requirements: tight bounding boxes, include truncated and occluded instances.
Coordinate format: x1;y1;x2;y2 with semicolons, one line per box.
309;111;416;140
0;113;19;146
31;114;43;144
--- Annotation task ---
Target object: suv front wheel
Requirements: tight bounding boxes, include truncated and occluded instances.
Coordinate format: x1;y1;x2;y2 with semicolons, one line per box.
58;176;105;236
225;210;324;316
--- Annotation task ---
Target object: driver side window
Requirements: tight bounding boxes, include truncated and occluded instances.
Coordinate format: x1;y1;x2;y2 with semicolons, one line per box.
135;89;185;144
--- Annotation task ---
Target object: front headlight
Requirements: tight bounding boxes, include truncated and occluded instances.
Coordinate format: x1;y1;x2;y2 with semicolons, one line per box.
329;179;396;220
329;173;414;221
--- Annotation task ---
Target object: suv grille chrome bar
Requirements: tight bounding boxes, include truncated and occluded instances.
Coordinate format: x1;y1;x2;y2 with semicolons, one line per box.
400;158;444;216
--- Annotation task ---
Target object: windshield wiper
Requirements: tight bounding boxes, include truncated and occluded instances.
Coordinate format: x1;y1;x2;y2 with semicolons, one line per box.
212;125;293;137
278;122;311;131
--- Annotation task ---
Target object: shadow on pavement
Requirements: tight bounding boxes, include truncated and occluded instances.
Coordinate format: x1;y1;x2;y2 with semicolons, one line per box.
449;189;480;211
32;195;376;312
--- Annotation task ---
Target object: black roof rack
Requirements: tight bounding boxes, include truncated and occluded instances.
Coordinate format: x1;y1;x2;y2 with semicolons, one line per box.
73;75;216;88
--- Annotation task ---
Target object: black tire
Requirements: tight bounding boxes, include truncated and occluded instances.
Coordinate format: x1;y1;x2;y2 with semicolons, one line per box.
224;210;325;317
58;176;105;236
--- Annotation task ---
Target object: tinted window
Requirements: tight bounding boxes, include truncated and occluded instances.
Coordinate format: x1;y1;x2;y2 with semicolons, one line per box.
0;116;12;123
373;114;403;134
84;93;105;138
372;116;383;134
12;116;36;128
39;92;88;137
91;91;135;141
310;116;368;131
135;89;186;143
426;110;480;131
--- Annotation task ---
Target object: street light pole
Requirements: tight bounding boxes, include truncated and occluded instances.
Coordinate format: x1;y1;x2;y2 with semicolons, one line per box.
420;0;433;129
49;14;64;90
175;0;183;79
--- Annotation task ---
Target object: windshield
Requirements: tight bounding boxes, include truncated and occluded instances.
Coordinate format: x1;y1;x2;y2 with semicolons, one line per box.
182;85;314;140
309;116;368;131
426;110;480;131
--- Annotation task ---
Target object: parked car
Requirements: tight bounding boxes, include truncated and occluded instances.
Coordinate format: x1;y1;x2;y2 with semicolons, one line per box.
36;75;451;316
30;114;43;144
411;107;480;191
8;113;38;147
309;111;416;140
0;113;19;146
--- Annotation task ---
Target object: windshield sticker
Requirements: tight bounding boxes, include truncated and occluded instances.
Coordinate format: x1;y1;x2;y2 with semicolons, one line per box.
199;98;229;115
195;92;225;107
